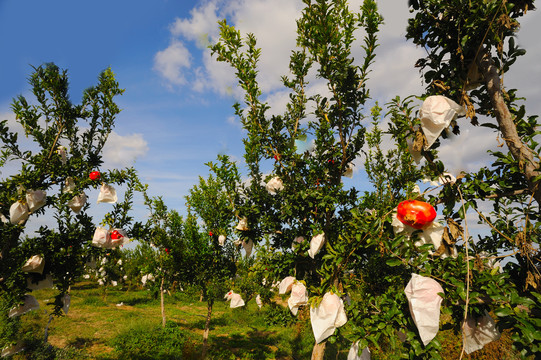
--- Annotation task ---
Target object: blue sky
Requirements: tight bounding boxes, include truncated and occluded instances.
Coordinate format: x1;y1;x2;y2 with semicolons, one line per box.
1;0;540;232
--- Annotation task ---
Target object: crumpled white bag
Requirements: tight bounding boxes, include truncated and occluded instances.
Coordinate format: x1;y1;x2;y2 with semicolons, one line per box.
62;294;70;315
291;235;305;250
97;184;117;204
27;274;54;291
63;177;76;193
57;146;67;165
1;341;25;357
294;236;305;244
225;291;245;308
21;255;45;274
310;292;348;344
419;95;465;149
236;217;249;231
242;239;253;257
288;282;308;315
141;274;154;286
343;163;355;178
419;222;457;259
308;233;326;259
404;274;444;346
266;176;284;195
256;294;263;309
92;227;110;248
224;290;234;301
423;172;456;187
67;193;87;213
26;190;47;212
464;311;501;354
10;201;29;224
347;341;371;360
218;235;226;246
8;295;40;318
230;293;245;308
279;276;296;295
393;213;457;259
406;137;423;164
391;212;416;238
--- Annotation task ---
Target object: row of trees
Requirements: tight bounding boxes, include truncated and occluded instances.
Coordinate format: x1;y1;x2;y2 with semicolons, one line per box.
209;0;539;358
1;0;539;359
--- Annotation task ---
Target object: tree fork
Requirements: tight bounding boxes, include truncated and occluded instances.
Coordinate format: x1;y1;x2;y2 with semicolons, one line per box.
476;46;541;206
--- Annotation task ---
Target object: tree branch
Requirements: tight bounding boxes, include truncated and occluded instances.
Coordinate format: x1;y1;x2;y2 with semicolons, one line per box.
476;47;541;206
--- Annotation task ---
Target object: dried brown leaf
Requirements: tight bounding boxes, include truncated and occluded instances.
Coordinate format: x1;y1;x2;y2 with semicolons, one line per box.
447;218;463;240
412;130;426;152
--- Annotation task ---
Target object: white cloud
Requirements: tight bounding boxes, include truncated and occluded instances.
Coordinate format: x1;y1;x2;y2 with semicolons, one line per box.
153;40;192;86
438;121;500;175
225;0;303;93
0;110;22;134
169;1;221;48
102;131;149;168
158;0;540;182
155;0;303;95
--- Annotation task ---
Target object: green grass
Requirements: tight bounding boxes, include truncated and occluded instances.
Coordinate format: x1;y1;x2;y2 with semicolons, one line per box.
11;282;523;359
14;282;319;360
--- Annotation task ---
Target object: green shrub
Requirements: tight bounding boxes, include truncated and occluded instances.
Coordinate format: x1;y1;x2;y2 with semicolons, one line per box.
261;303;297;327
109;321;190;359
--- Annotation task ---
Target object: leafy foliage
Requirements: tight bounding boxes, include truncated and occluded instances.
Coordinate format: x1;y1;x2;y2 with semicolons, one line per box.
0;63;138;349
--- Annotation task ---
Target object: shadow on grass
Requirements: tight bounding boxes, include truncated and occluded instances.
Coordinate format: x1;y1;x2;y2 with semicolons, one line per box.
208;329;282;359
66;336;100;349
118;295;159;307
184;313;229;330
70;282;97;291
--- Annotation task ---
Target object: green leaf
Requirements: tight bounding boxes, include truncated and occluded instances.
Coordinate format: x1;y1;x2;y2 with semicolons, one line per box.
386;258;403;267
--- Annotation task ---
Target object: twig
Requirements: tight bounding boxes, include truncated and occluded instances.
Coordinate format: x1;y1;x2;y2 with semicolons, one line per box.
457;186;471;360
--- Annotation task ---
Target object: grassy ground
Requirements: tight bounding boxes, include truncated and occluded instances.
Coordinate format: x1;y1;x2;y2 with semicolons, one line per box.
11;282;524;359
14;282;323;359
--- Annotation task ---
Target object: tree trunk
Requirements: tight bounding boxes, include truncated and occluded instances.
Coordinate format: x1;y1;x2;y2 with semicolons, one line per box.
202;298;214;359
311;341;326;360
476;46;541;206
43;314;54;343
160;277;166;327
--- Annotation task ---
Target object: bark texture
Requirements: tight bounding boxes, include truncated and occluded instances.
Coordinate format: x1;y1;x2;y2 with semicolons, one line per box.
202;299;213;359
477;47;541;206
160;277;166;327
311;341;326;360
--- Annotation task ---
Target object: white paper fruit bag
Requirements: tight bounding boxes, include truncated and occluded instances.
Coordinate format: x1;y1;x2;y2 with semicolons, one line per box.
308;233;325;259
464;311;501;354
404;273;444;346
21;255;45;274
97;184;117;204
8;295;40;318
288;282;308;315
419;95;465;149
310;292;347;344
26;190;46;212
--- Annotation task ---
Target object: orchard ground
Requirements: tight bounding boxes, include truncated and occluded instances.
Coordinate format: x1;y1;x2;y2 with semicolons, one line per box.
14;281;522;360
